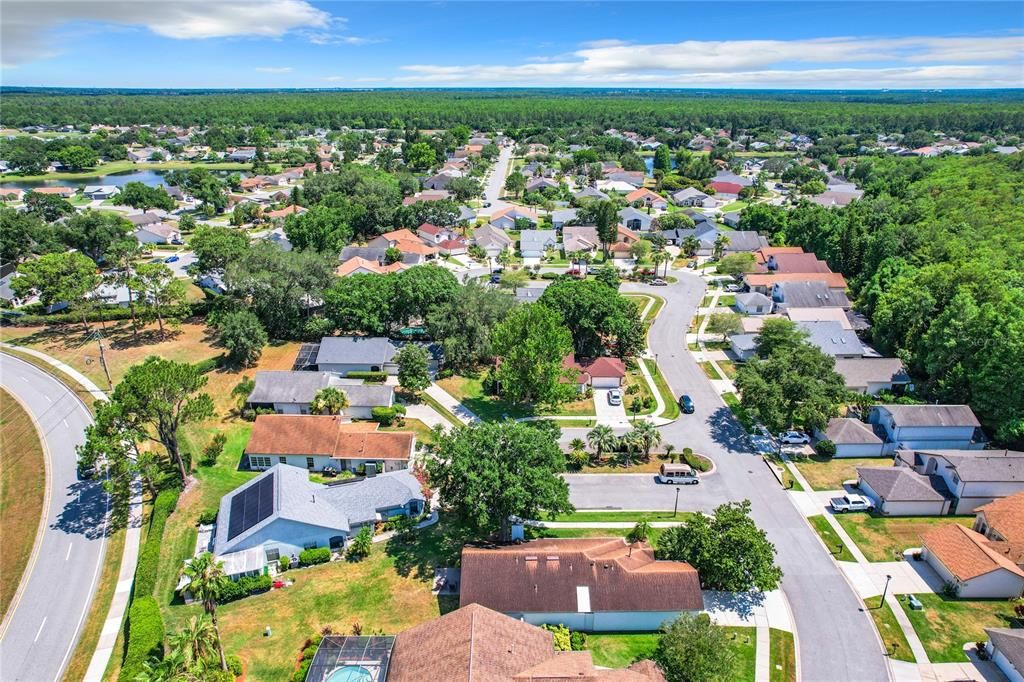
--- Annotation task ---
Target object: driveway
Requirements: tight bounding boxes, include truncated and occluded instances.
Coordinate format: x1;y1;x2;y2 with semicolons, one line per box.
148;250;196;278
592;389;628;425
565;472;725;514
0;354;107;682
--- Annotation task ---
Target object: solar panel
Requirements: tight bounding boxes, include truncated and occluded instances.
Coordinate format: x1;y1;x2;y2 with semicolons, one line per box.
227;472;275;541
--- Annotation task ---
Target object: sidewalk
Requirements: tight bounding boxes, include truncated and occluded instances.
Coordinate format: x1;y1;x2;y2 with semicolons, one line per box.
689;290;738;396
0;343;142;682
424;383;478;424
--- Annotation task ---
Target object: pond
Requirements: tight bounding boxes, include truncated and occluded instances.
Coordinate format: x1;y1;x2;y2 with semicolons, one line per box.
1;168;248;190
644;156;678;176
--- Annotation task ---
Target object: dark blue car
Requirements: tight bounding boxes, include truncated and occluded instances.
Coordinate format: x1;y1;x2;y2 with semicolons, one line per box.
678;394;695;414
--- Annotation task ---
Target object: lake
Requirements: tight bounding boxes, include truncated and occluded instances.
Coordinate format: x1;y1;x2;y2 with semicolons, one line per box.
1;168;248;190
644;156;678;176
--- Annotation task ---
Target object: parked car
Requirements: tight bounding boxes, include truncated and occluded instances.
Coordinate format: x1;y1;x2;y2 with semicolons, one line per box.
649;278;668;287
658;463;699;485
489;273;501;284
164;255;180;263
778;431;810;445
482;201;492;208
149;257;163;263
725;283;742;292
830;493;874;513
607;389;622;406
678;394;695;414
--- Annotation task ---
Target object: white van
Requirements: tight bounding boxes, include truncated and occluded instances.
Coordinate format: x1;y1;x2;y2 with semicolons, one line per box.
659;463;699;485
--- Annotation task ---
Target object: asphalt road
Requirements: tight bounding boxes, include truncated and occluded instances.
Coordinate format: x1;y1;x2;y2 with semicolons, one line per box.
0;354;107;682
565;274;890;681
479;144;514;216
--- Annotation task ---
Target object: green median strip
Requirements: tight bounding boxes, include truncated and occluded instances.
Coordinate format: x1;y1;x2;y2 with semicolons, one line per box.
807;515;855;562
867;599;915;662
643;358;680;419
419;392;463;426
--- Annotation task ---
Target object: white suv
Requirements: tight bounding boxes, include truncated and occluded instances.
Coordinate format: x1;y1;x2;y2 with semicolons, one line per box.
778;431;811;445
607;389;623;406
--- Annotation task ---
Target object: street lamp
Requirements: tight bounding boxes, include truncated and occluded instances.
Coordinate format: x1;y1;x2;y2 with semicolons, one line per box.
879;574;893;608
673;487;681;518
654;353;659;375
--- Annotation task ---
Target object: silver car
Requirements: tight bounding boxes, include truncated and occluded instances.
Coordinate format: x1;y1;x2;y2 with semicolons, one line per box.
607;389;623;406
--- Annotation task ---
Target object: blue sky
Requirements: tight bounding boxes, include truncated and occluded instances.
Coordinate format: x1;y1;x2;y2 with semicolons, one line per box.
3;1;1022;89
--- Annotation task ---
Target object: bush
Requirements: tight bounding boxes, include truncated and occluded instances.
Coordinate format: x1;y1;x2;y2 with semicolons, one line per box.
300;547;331;566
570;630;587;651
393;403;407;415
815;439;837;458
540;272;560;280
119;596;164;681
227;655;243;677
134;488;179;598
541;624;571;651
346;371;387;383
219;574;272;603
198;509;218;525
345;526;373;562
567;449;589;470
371;406;400;426
278;554;291;571
201;432;227;466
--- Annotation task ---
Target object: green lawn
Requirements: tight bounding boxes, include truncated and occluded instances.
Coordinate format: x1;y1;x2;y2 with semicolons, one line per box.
899;593;1021;663
793;456;892;491
717;294;736;307
769;629;797;682
549;511;694;523
437;374;595;420
867;600;915;662
530;526;667;546
586;633;660;668
718;360;738;379
699;361;723;381
722;393;754;432
380;417;438;445
623;366;656;416
643;359;680;419
807;515;855;562
719;200;750;213
835;515;975;563
416;391;462;426
1;159;259;182
724;626;758;681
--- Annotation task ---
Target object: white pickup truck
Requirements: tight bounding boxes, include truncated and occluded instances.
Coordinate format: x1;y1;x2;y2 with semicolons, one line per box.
830;493;874;513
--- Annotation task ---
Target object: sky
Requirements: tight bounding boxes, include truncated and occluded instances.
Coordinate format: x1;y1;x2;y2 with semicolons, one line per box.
2;1;1022;89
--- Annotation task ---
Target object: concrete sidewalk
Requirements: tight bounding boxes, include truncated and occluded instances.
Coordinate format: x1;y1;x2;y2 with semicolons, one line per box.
424;383;478;424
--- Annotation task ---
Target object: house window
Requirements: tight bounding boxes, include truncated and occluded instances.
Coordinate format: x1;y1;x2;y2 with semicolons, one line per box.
306;457;315;469
279;457;287;464
329;536;346;550
265;548;280;562
250;456;271;469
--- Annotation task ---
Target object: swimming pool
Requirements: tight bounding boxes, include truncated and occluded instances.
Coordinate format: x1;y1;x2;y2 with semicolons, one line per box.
325;665;373;682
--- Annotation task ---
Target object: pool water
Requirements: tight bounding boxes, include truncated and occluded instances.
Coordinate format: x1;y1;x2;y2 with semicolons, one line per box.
325;665;373;682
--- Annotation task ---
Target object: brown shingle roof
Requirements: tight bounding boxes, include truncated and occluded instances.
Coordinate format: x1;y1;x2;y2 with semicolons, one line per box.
743;272;848;290
460;538;703;614
923;524;1024;581
244;415;413;460
977;492;1024;543
770;253;833;273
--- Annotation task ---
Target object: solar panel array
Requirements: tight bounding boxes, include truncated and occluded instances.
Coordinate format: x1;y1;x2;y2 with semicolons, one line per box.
227;473;275;540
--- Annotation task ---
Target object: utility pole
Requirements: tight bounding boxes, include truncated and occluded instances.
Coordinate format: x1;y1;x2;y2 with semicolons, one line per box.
673;487;680;518
96;332;113;392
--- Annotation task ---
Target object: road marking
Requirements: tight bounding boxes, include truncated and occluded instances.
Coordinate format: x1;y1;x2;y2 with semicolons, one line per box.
34;617;47;642
66;543;73;561
43;394;52;403
63;419;68;428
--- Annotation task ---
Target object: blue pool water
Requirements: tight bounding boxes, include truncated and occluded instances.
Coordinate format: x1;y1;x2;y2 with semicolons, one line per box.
325;665;373;682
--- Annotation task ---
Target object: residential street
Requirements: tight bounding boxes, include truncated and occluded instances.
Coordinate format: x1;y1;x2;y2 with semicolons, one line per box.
0;354;107;682
563;274;891;682
479;143;514;217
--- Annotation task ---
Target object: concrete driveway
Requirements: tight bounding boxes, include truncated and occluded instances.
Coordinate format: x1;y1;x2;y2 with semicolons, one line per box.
593;389;628;425
565;471;725;513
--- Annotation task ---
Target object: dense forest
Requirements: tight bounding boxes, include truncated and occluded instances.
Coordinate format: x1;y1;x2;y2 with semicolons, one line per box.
3;89;1023;135
739;153;1024;445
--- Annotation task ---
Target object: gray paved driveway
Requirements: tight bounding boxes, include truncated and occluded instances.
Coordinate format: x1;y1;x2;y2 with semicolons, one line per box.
0;354;106;682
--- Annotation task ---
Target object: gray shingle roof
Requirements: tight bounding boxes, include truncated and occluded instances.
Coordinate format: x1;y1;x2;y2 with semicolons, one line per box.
795;321;864;357
473;224;512;248
881;405;980;428
833;358;909;390
986;628;1024;673
857;467;949;502
316;337;397;366
913;450;1024;482
774;281;852;309
735;292;772;307
519;230;557;252
824;418;884;444
248;371;330;405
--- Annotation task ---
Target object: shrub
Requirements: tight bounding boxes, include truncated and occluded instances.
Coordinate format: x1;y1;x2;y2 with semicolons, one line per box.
198;509;218;525
570;630;587;651
371;407;397;425
541;624;571;651
134;488;179;597
567;449;589;470
541;272;560;280
201;432;227;466
119;596;164;681
683;451;711;473
220;574;272;603
393;403;407;415
278;554;291;571
625;383;640;395
346;371;387;383
227;655;244;677
345;526;373;562
815;439;837;458
300;547;331;566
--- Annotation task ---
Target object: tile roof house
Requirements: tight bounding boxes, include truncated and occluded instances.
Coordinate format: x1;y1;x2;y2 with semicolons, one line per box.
868;405;985;454
208;464;424;578
385;604;665;682
460;538;703;632
819;417;886;457
921;524;1024;598
767;253;833;274
368;229;438;263
563;354;626;390
833;357;911;395
264;205;307;222
416;223;467;256
984;628;1024;682
245;370;394;419
244;415;415;474
625;187;667;210
893;449;1024;514
974;492;1024;547
709;181;743;197
562;225;601;254
472;224;513;257
335;256;408;277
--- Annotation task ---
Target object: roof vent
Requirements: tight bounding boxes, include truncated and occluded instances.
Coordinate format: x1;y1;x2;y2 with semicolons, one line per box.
546;555;559;561
524;556;538;562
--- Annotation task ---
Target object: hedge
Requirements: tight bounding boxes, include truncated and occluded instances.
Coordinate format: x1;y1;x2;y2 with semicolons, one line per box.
119;596;164;682
299;547;331;566
371;406;404;426
220;574;272;603
346;371;387;383
134;488;179;598
0;300;211;327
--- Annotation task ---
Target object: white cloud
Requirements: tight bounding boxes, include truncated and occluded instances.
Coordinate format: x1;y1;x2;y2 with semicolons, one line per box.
397;34;1024;88
2;0;331;67
256;67;293;74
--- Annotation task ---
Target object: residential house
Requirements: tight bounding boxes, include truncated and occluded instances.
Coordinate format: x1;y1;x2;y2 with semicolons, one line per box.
82;185;119;200
856;466;951;516
423;170;463;191
264;205;307;222
514;287;547;304
734;292;773;315
809;188;864;208
729;334;759;361
744;272;848;296
368;229;438;263
472;224;513;258
490;206;539;230
28;186;74;198
335;256;407;277
709;181;743;200
416;223;467;256
767;253;833;274
0;187;25;202
562;225;601;255
625;187;667;210
133;222;182;245
818;418;886;457
619;206;654;232
671;187;711;207
226;148;257;162
596;179;639;194
519;230;558;259
920;524;1024;598
607;225;641;261
833;357;911;395
459;538;703;632
124;212;166;228
401;190;450;206
794;321;863;358
784;307;853;329
713;170;753;187
573;186;609;202
718;231;770;254
526;177;559;192
208;464;423;578
550;208;578;229
893;449;1024;512
245;370;394;418
314;336;399;375
985;629;1024;682
605;170;645;187
239;176;273;191
563;354;626;391
244;415;415;474
973;492;1024;544
869;405;986;453
771;280;852;310
264;227;293;252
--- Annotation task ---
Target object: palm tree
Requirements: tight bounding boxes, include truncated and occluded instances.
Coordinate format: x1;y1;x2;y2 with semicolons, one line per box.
628;520;651;545
586;425;617;464
181;552;229;671
664;443;677;463
630;421;662;461
620;432;640;468
139;649;187;682
682;236;701;258
169;615;219;670
310;387;349;415
713;234;731;261
569;437;587;453
651;249;670;278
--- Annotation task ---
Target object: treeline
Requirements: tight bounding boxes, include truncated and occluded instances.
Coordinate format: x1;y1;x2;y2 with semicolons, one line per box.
3;90;1023;135
739;153;1024;445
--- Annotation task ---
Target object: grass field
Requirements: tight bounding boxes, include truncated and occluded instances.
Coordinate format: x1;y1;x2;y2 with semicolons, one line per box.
623;366;656;416
699;361;723;380
530;525;667;546
643;359;680;419
724;626;758;681
769;628;797;682
899;593;1021;663
0;160;260;182
806;515;855;562
586;633;660;668
834;515;974;563
0;387;46;620
867;600;915;662
437;374;595;420
793;456;892;491
722;392;754;432
718;360;738;379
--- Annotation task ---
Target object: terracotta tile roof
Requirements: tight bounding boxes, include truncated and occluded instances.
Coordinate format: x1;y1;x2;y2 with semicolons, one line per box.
977;492;1024;543
28;186;75;196
709;181;743;195
418;222;443;236
617;225;640;243
770;253;833;274
335;257;408;277
244;415;413;460
264;205;306;219
460;538;703;614
743;272;848;290
564;354;627;382
755;246;805;264
374;228;439;256
624;188;664;203
923;523;1024;581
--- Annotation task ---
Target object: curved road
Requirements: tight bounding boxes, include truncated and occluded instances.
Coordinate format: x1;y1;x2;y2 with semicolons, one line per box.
564;273;890;681
0;353;107;682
